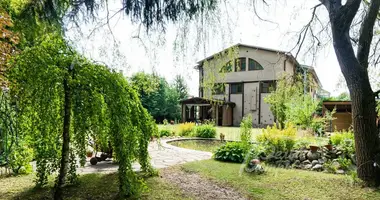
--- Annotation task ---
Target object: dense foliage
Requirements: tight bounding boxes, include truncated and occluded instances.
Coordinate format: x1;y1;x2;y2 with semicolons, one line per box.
178;122;195;136
214;142;247;163
264;74;303;128
131;72;187;122
256;123;297;154
194;125;216;138
240;115;253;150
7;34;156;197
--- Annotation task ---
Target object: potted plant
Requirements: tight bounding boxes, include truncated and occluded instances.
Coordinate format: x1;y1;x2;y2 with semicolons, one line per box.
325;139;333;151
309;145;320;153
86;149;93;158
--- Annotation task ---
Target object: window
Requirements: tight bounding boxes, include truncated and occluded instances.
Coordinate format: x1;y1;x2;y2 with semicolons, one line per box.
220;61;233;73
248;58;264;71
213;83;225;95
235;58;246;72
230;83;243;94
261;81;276;93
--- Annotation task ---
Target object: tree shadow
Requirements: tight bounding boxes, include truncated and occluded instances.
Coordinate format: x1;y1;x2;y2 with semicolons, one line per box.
12;173;120;200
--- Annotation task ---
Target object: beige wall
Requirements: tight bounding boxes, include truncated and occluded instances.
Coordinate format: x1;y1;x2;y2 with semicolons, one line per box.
200;46;295;85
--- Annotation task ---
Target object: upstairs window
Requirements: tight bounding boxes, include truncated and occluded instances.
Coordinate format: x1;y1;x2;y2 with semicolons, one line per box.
230;83;243;94
248;58;264;71
220;61;233;73
235;58;246;72
212;83;225;95
261;81;276;93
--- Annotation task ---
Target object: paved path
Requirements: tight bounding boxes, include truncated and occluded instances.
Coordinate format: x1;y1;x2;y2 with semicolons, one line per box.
77;138;212;174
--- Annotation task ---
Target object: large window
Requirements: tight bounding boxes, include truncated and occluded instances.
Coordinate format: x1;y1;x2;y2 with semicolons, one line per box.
212;83;225;95
261;81;276;93
235;58;246;72
230;83;243;94
248;58;264;71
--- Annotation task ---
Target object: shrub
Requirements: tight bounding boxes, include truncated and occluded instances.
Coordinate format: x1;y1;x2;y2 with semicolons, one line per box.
194;125;216;138
330;130;354;146
159;129;173;137
337;157;352;171
256;123;296;153
8;143;34;175
240;114;253;149
178;122;195;136
163;119;169;125
214;142;247;163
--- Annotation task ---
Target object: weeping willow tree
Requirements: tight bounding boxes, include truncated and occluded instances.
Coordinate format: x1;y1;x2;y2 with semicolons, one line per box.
8;34;156;199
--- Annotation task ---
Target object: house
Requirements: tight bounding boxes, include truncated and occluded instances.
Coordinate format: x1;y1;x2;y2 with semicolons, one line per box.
180;44;321;127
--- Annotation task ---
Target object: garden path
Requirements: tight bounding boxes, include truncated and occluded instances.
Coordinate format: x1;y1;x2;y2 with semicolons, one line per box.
77;138;212;174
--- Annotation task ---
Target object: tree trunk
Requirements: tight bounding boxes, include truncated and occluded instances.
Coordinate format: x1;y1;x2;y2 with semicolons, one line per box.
54;71;73;200
332;26;380;185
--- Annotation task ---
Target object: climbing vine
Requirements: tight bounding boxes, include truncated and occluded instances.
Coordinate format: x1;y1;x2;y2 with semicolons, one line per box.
8;34;156;198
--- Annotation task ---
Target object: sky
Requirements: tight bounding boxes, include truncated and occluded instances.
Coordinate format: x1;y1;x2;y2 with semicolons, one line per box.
66;0;355;97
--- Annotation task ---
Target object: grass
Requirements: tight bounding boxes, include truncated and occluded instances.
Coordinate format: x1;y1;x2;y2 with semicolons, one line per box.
158;124;261;141
182;160;380;200
169;140;225;152
0;173;189;200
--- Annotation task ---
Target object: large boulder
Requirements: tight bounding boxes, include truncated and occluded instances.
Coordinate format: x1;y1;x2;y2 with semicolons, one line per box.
307;151;320;161
312;164;323;171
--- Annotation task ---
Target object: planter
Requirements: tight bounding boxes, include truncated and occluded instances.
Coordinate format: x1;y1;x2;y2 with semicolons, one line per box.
309;145;319;153
325;144;333;151
86;152;93;157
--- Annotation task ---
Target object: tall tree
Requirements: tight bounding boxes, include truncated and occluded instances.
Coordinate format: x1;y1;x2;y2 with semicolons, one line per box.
317;0;380;185
173;75;189;100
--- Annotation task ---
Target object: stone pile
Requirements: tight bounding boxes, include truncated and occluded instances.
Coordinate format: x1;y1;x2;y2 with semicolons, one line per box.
261;146;356;173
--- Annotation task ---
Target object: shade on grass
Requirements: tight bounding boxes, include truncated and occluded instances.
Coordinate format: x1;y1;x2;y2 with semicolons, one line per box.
0;173;188;200
182;160;380;200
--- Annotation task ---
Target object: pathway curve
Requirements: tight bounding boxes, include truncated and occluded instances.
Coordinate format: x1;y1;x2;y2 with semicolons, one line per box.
77;138;212;174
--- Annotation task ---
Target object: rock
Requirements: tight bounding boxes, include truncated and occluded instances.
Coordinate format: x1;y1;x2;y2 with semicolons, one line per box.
304;164;313;169
293;160;301;166
312;164;323;171
302;160;311;165
299;153;307;162
307;151;320;161
331;161;340;169
318;159;325;164
311;160;319;167
284;160;291;168
336;150;342;156
336;169;345;174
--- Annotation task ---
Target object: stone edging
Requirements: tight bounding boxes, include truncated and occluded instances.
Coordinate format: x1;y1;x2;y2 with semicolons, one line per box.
160;137;214;156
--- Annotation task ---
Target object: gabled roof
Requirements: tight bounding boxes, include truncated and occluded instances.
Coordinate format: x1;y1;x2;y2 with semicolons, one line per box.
196;43;292;65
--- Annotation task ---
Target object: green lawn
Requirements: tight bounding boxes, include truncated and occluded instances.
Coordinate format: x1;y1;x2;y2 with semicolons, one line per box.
182;160;380;200
169;140;225;152
158;124;261;141
0;173;188;200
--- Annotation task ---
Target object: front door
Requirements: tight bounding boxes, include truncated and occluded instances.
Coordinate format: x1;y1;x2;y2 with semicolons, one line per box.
218;106;223;126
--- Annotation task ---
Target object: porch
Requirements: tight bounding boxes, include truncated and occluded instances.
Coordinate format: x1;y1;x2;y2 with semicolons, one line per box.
180;97;235;126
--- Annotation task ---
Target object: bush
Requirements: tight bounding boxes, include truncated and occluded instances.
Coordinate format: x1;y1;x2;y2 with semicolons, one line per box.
178;122;195;136
256;123;296;153
240;114;253;149
8;143;34;175
214;142;247;163
330;130;354;146
163;119;169;125
159;129;173;137
194;125;216;138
